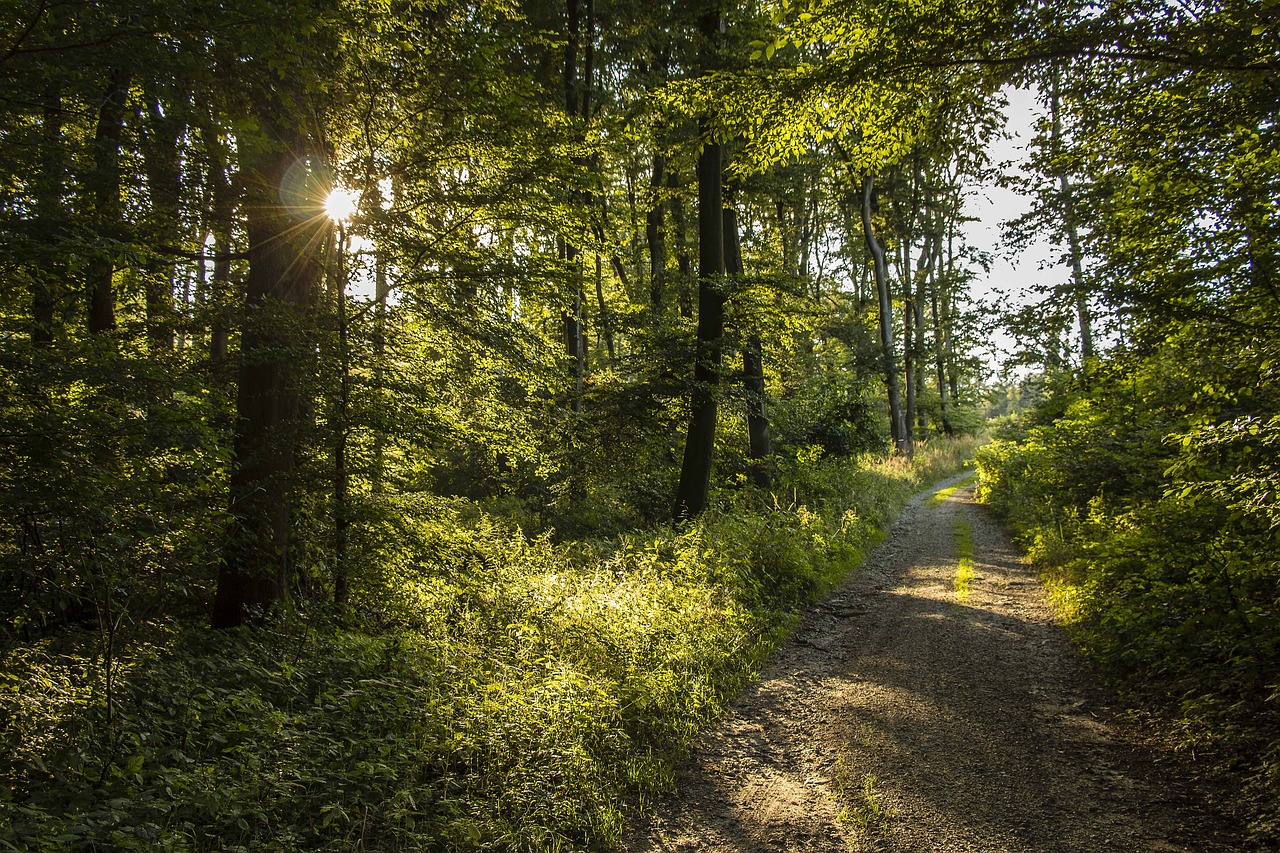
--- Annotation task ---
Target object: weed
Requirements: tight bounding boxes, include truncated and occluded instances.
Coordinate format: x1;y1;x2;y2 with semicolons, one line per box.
953;519;975;601
833;752;891;851
929;472;977;508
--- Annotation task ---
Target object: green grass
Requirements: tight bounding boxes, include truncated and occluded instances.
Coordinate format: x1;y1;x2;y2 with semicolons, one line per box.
833;753;890;851
0;438;980;852
953;519;975;601
929;472;976;508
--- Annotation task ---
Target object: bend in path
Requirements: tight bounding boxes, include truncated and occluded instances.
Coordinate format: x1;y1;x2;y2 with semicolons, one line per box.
628;474;1241;853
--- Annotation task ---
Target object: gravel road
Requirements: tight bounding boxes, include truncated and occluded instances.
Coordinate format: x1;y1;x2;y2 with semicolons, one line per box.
627;473;1242;853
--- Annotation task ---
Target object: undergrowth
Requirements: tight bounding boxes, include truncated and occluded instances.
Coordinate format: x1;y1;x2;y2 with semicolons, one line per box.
974;364;1280;846
0;438;978;852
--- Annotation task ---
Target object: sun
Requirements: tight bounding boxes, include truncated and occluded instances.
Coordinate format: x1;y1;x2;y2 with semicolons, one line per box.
325;187;360;222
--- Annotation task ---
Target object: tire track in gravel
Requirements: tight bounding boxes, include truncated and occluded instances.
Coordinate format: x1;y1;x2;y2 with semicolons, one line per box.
627;473;1242;853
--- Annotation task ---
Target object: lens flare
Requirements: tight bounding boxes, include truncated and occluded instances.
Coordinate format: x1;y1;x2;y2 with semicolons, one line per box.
325;187;359;222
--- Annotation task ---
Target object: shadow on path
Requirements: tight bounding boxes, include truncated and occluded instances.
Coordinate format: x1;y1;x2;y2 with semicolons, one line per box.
628;478;1241;853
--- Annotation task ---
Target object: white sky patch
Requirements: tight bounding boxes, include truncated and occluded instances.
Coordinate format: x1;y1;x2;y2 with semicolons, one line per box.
343;234;386;303
961;85;1071;371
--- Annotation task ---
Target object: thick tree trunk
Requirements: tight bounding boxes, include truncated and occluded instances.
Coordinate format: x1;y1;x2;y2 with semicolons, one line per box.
673;137;724;519
87;68;132;335
862;176;908;454
674;9;726;520
212;135;324;629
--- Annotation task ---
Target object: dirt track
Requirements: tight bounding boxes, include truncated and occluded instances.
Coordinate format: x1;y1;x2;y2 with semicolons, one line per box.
628;474;1241;853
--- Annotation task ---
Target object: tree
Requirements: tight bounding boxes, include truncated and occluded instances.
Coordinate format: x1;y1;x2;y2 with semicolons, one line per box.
212;0;340;628
673;6;727;520
861;174;909;453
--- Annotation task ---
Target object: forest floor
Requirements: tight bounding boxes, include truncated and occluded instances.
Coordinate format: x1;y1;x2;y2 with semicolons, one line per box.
626;473;1243;853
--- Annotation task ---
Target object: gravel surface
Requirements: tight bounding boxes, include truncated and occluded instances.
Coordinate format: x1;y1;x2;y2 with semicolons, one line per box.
627;474;1242;853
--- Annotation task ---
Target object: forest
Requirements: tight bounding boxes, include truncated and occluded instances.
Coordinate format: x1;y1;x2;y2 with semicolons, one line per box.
0;0;1275;849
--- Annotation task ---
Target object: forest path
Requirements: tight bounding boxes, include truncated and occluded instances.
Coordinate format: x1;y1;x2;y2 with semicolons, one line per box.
627;474;1240;853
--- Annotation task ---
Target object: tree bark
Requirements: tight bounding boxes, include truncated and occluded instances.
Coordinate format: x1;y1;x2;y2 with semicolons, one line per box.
87;68;132;335
141;94;183;352
333;223;349;609
647;152;666;311
670;170;694;318
862;176;908;454
1050;64;1093;362
912;224;933;431
931;223;952;435
203;122;234;367
31;83;63;345
674;9;726;520
212;134;324;629
726;198;771;488
562;0;585;409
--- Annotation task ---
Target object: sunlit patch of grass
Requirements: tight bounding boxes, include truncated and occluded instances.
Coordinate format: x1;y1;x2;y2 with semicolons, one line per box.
953;519;975;601
0;439;980;852
833;753;890;851
929;472;977;507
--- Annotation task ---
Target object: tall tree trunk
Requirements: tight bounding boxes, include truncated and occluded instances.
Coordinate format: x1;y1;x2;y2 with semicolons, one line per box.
212;133;324;629
799;184;815;283
87;68;132;335
590;182;627;361
931;223;952;435
670;170;694;318
141;95;183;352
647;152;666;311
943;224;959;401
1050;64;1093;362
204;123;233;367
674;8;726;520
912;226;933;431
371;246;390;494
861;176;908;454
902;287;916;443
725;196;770;487
562;0;585;409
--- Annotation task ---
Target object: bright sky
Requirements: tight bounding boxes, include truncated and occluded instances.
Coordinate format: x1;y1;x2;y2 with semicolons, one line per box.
961;85;1070;372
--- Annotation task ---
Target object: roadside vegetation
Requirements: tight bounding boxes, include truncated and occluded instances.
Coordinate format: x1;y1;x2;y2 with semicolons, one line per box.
976;363;1280;843
970;0;1277;840
1;0;1271;847
1;439;976;851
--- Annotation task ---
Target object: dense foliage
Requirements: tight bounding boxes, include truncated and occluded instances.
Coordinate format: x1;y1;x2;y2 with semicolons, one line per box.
976;0;1279;840
0;0;1275;846
1;441;976;850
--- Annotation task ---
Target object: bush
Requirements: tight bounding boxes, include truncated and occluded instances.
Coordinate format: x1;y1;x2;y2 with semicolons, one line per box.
1;440;978;852
975;359;1280;844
